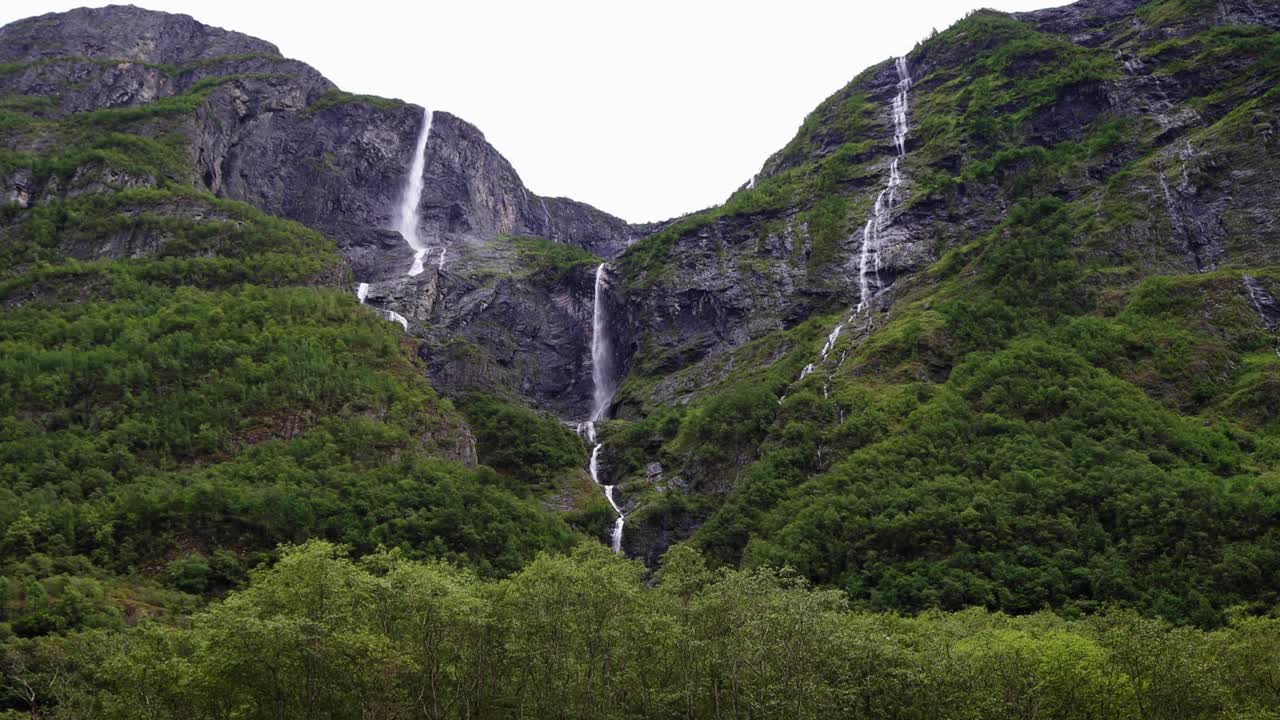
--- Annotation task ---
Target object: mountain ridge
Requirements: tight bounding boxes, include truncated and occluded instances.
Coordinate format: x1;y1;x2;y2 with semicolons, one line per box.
1;0;1279;646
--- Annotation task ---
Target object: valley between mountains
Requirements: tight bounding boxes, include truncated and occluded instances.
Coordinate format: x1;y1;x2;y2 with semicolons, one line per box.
2;0;1280;717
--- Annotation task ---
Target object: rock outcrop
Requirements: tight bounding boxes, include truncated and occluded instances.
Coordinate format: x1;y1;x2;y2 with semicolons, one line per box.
0;4;640;416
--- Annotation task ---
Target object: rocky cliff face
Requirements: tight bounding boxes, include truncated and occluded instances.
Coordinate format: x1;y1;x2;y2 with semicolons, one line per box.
596;0;1280;563
0;4;639;417
607;0;1280;413
5;0;1280;581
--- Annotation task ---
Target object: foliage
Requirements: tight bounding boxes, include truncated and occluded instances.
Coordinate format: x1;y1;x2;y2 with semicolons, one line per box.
2;541;1278;719
0;74;582;641
459;393;586;489
509;235;601;284
305;89;407;114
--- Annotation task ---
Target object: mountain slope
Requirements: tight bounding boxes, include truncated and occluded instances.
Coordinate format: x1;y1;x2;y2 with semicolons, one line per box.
591;0;1280;624
1;0;1279;636
0;4;640;417
0;5;610;637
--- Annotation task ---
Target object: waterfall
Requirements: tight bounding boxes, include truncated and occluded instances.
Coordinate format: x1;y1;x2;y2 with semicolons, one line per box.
603;486;625;553
857;57;912;309
578;420;625;554
821;322;844;358
797;56;913;385
355;282;409;330
577;263;624;553
590;263;615;422
437;247;447;271
892;57;912;157
384;310;409;331
396;108;434;276
351;107;436;332
541;198;556;242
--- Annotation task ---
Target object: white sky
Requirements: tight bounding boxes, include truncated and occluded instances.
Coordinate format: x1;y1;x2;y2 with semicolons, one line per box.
3;0;1056;222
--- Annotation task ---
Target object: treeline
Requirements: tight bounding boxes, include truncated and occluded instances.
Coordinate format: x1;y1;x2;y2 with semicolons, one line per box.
3;540;1277;720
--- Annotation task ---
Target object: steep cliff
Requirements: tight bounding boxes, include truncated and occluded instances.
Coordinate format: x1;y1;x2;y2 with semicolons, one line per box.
3;0;1280;630
0;5;601;616
0;4;640;417
588;0;1280;623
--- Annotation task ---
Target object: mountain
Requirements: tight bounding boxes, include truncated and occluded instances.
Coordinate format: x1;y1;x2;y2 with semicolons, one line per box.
595;0;1280;620
1;1;1280;714
0;3;627;633
0;5;640;418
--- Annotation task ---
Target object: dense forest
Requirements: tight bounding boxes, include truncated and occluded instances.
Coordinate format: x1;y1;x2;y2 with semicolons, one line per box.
6;541;1280;720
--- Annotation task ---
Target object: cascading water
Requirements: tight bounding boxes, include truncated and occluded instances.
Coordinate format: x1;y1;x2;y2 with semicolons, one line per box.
578;263;624;553
892;57;911;157
590;263;616;423
603;486;625;553
352;107;439;329
384;310;409;331
795;56;912;386
859;59;911;311
397;108;434;277
541;198;556;242
356;282;409;330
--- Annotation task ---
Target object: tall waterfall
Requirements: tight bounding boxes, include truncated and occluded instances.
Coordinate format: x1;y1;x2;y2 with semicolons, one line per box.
351;107;436;332
590;263;615;422
396;108;434;277
795;56;912;386
579;262;624;553
858;57;912;312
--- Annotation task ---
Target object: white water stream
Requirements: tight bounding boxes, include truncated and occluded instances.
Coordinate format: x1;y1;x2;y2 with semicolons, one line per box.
590;264;616;422
355;106;440;327
397;109;434;277
795;56;913;386
356;282;408;330
579;263;624;553
353;108;439;329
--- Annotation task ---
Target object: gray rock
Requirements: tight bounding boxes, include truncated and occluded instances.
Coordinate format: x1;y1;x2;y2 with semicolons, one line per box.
0;5;278;65
0;5;643;415
1243;275;1280;330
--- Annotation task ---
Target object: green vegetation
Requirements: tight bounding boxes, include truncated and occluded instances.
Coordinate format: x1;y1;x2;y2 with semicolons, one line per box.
509;235;601;283
460;393;586;489
1137;0;1217;27
0;187;339;282
3;540;1278;719
0;71;582;646
305;88;407;114
603;1;1280;628
606;194;1280;626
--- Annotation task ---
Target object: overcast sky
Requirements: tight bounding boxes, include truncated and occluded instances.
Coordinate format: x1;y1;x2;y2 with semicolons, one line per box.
4;0;1056;222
